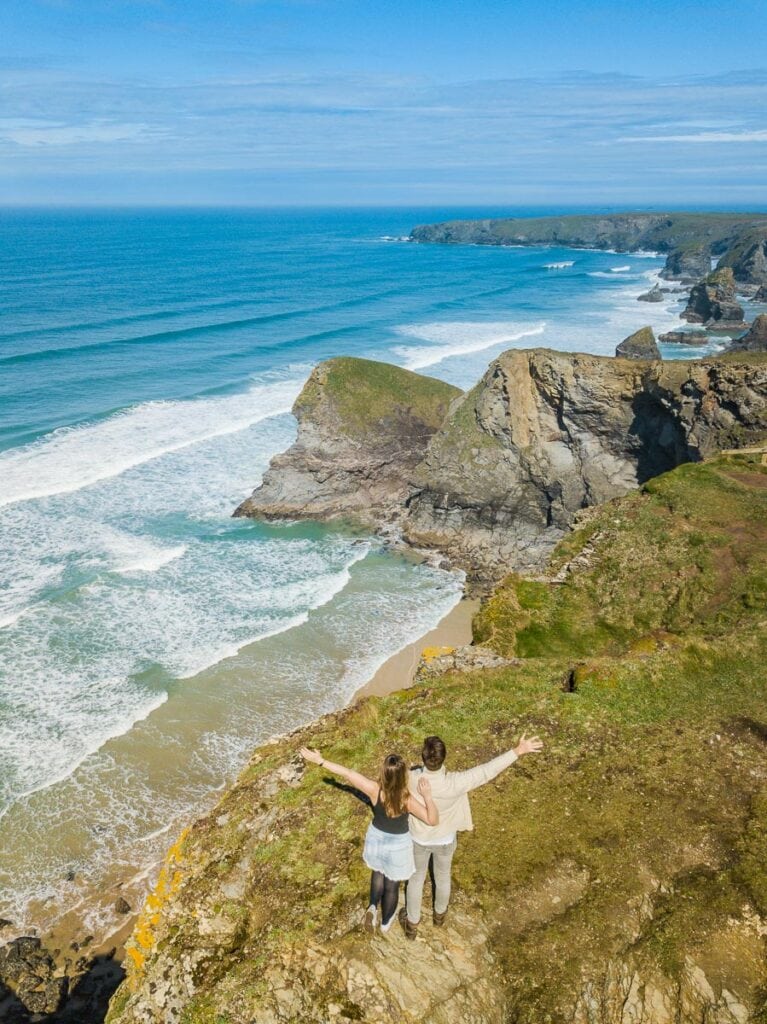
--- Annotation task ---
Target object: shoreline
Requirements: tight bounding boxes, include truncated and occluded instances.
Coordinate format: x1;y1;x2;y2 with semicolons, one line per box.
26;594;478;973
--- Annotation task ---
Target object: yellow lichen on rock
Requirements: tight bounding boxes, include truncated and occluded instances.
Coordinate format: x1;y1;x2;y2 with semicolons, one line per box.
421;645;455;661
124;828;189;986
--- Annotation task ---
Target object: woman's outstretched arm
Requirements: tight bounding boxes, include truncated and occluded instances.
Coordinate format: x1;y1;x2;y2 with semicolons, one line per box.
407;776;439;825
300;747;379;802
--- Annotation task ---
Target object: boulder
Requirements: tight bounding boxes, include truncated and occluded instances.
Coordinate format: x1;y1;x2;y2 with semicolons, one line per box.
637;285;665;303
115;896;132;915
718;230;767;286
0;936;66;1015
754;284;767;302
616;326;661;360
682;267;746;326
658;329;708;346
729;314;767;352
660;243;712;282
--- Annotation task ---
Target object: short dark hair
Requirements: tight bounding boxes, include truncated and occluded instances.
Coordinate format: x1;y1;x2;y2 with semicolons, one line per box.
422;735;446;770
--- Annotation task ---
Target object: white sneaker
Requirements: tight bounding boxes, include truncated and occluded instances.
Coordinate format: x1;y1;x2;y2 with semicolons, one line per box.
380;911;396;933
363;905;378;932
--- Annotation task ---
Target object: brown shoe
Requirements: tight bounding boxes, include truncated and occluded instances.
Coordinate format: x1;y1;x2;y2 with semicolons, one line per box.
433;909;447;927
399;907;417;940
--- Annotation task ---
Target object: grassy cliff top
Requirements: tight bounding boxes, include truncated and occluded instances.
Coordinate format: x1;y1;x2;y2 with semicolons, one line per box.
293;356;462;439
410;211;767;255
110;451;767;1024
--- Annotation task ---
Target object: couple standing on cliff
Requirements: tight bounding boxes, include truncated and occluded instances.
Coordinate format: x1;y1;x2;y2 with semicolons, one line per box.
300;730;543;938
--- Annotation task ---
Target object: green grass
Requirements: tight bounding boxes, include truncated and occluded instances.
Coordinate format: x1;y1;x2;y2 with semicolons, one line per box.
109;451;767;1024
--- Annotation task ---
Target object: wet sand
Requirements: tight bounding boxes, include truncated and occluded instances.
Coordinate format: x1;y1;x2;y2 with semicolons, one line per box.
33;595;477;968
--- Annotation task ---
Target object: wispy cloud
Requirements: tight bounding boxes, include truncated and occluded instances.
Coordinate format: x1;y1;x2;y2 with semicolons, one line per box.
619;128;767;143
0;118;153;147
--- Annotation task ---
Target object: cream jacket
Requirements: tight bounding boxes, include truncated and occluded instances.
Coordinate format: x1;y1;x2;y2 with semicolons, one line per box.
408;747;518;843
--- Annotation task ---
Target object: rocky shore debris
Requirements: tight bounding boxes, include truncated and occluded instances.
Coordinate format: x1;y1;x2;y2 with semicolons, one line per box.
728;313;767;353
615;326;660;360
658;328;708;345
636;284;664;302
0;936;67;1015
681;267;748;330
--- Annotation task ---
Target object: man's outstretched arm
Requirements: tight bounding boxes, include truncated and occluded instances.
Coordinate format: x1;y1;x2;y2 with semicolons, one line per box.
450;733;543;794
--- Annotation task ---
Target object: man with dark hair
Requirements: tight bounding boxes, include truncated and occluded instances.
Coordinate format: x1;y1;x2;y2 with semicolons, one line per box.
401;731;543;939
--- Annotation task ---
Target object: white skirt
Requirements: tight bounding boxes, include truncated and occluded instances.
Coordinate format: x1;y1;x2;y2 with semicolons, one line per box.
363;823;416;881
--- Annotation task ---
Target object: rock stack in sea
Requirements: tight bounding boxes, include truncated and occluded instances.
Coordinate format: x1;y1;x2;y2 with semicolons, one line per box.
615;326;660;359
681;267;748;331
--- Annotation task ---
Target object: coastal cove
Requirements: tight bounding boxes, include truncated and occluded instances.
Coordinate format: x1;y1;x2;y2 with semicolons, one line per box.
2;208;765;1021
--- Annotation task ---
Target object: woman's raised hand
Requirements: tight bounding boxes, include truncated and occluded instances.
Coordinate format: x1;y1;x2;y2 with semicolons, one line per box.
299;746;323;765
417;776;432;797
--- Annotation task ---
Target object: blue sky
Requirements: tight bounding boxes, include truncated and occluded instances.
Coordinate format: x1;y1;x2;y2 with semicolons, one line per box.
1;0;766;206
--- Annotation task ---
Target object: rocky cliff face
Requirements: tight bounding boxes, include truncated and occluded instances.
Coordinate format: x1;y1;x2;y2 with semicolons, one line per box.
729;313;767;353
234;357;460;526
236;351;767;585
681;268;746;329
658;242;713;282
717;229;767;286
405;349;767;581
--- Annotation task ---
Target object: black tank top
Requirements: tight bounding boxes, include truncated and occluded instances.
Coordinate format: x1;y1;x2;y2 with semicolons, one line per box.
371;792;409;835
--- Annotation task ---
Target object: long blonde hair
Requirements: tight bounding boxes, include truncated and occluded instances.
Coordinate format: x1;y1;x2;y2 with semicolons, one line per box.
379;753;408;817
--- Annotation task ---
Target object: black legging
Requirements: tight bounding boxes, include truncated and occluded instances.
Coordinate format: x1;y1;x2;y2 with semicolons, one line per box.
369;870;400;925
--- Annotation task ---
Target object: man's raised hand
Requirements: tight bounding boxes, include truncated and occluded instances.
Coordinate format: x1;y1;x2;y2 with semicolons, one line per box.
514;733;543;757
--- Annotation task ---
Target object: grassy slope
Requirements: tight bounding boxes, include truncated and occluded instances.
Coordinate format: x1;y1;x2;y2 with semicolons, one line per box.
109;452;767;1023
293;356;461;440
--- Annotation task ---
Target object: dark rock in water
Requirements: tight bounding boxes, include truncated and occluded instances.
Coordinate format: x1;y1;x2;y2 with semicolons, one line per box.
65;868;76;881
0;920;12;930
615;326;660;360
114;896;131;915
0;936;65;1014
637;285;664;303
660;243;712;282
754;284;767;302
682;267;745;325
659;329;708;346
729;314;767;352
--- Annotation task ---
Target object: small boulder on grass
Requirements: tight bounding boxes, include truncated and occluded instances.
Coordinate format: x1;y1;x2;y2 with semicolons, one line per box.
615;326;661;360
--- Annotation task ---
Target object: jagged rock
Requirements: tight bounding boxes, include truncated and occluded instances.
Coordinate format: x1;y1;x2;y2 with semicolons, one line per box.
114;897;131;915
414;644;517;681
659;243;713;282
637;285;664;302
729;314;767;352
0;936;66;1015
754;283;767;302
658;328;708;345
682;267;746;326
717;230;767;286
234;357;460;525
615;326;660;360
404;349;767;581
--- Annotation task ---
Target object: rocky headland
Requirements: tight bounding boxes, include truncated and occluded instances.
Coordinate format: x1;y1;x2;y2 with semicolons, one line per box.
409;211;767;290
236;350;767;585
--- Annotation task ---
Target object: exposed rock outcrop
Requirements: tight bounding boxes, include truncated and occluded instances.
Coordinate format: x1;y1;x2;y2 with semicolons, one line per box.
658;328;708;345
615;326;660;360
404;349;767;581
729;313;767;352
682;267;747;329
658;242;712;282
717;229;767;286
0;937;66;1015
237;351;767;585
637;285;664;302
754;283;767;302
234;357;460;525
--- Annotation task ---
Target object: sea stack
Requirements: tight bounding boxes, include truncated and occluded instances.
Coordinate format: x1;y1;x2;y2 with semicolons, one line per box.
615;326;661;360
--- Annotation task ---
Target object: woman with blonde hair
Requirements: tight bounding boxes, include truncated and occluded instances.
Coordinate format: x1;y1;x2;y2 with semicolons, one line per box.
300;746;438;932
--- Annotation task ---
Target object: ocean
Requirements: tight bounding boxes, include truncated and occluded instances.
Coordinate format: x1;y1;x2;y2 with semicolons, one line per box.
0;206;724;937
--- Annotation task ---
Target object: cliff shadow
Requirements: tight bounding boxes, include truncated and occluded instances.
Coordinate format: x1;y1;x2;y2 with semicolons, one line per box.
628;391;694;483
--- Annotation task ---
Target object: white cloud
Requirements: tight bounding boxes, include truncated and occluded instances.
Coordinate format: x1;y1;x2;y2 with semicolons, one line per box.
619;128;767;143
0;118;151;147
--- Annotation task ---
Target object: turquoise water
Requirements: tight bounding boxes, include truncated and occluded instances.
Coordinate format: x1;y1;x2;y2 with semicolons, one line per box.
0;207;721;931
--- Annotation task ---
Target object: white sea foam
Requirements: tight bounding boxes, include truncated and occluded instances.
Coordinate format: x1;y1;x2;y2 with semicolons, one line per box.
0;376;303;509
611;265;632;273
588;270;631;278
544;261;575;269
393;320;546;370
